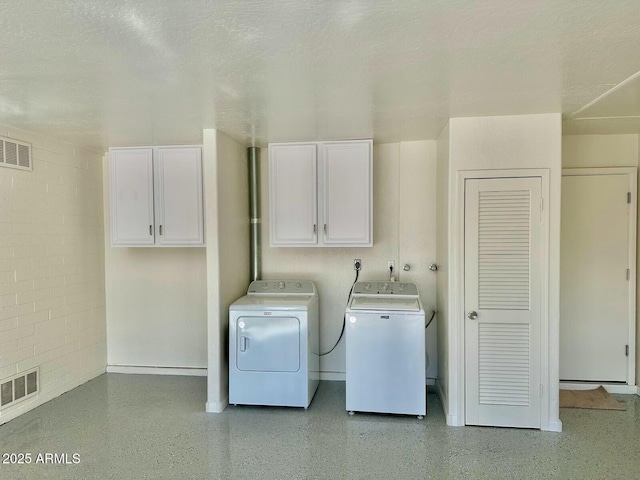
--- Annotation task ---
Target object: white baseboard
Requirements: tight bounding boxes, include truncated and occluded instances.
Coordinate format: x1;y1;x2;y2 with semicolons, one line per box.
319;371;437;385
436;378;461;426
545;419;563;433
106;365;207;377
206;397;229;413
446;414;461;426
560;382;637;394
0;366;105;426
435;378;447;408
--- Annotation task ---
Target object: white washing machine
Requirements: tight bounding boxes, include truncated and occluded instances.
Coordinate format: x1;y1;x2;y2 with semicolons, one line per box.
345;281;426;418
229;280;319;408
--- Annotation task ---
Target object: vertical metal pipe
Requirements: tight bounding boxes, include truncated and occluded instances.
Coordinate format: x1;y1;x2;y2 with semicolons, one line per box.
248;147;261;281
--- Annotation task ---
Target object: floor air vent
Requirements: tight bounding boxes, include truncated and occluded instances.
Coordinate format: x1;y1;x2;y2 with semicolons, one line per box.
0;136;32;171
0;368;39;410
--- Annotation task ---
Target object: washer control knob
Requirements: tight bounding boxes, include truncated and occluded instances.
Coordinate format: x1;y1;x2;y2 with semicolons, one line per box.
261;282;268;289
399;283;406;291
365;283;371;290
278;281;286;289
382;283;389;290
295;282;302;289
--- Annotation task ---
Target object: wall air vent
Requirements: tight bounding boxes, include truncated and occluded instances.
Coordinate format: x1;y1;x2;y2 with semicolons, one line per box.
0;136;32;171
0;368;39;411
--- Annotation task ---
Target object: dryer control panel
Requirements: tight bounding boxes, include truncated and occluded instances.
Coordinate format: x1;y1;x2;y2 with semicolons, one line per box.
352;281;419;296
247;280;316;295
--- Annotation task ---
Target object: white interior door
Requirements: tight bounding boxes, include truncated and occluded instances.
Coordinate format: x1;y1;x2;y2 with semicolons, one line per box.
560;171;635;383
465;177;543;428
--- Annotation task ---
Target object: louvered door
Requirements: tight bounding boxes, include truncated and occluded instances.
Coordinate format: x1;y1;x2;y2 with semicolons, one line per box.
464;177;542;428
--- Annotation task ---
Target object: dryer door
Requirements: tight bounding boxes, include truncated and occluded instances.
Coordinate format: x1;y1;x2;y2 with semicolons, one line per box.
236;316;300;372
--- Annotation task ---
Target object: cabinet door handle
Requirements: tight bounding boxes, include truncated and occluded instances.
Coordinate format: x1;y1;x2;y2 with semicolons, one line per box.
149;225;153;236
159;225;163;236
313;224;317;235
324;224;327;234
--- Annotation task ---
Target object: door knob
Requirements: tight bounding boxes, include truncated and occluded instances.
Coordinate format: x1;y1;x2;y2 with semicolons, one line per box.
467;311;478;320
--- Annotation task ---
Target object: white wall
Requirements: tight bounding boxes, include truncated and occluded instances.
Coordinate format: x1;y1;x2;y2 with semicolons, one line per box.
260;141;438;380
102;160;207;372
442;113;562;430
204;129;249;412
0;125;106;425
435;123;451;414
563;134;638;168
398;142;438;379
562;133;640;386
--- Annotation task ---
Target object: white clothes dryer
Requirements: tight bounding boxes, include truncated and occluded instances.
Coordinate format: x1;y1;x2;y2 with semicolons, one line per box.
229;280;319;408
345;281;426;418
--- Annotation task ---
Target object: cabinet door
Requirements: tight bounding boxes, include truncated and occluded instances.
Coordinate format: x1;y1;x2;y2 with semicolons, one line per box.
156;147;204;246
269;144;317;245
322;141;372;246
109;148;155;246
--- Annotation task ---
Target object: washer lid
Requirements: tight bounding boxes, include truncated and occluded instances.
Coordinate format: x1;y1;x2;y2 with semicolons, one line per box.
349;296;421;312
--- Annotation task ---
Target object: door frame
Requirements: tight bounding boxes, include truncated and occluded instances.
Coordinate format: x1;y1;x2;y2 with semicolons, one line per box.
452;169;556;430
560;167;637;388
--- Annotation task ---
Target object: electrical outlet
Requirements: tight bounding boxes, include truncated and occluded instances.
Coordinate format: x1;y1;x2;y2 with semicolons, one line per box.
354;259;362;270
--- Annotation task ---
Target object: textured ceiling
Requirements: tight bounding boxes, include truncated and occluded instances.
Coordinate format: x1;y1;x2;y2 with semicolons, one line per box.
2;0;640;148
564;69;640;134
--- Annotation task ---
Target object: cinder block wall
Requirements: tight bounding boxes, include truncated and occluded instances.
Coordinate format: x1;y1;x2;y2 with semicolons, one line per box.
0;125;106;424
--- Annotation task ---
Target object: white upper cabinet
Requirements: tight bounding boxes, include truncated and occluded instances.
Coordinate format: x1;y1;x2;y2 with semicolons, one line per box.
156;147;204;246
109;146;204;247
110;148;155;246
269;144;318;245
322;142;372;245
269;140;373;247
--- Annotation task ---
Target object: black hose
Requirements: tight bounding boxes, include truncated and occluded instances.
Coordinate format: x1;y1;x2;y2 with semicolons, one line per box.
425;310;436;329
319;269;359;356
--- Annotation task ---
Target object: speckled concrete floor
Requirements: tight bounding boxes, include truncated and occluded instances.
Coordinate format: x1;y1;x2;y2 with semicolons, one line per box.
0;374;638;479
